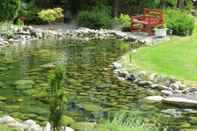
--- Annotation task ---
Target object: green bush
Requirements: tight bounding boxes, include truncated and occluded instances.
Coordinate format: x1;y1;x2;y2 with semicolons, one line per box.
117;13;131;32
0;0;20;21
38;8;64;24
165;9;195;36
77;6;112;29
0;22;17;39
18;1;41;24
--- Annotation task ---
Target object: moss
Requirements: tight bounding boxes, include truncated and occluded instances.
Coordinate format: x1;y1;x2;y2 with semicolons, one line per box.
61;115;75;126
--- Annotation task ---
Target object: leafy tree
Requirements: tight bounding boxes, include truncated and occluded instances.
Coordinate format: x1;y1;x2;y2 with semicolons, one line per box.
0;0;21;21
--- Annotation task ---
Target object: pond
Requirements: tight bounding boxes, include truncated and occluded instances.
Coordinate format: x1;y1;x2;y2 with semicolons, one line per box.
0;39;197;130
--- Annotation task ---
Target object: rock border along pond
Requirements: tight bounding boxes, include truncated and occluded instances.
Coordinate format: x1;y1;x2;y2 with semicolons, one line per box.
112;42;197;108
0;26;159;48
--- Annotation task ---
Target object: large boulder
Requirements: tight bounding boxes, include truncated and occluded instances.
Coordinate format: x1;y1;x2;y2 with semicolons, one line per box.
0;116;16;124
162;95;197;108
145;96;164;102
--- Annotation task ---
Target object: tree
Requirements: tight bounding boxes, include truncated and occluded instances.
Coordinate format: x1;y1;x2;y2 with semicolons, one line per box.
177;0;185;8
0;0;21;21
112;0;119;17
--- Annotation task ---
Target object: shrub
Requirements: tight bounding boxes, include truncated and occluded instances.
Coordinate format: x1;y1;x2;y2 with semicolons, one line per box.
18;1;41;24
0;0;20;21
38;8;64;24
117;14;131;32
165;9;195;36
0;22;18;39
77;6;112;29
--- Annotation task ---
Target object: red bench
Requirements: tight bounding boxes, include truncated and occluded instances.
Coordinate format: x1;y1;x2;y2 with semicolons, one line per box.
131;8;164;35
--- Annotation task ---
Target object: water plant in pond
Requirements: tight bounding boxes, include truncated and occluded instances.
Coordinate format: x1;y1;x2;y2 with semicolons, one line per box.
87;112;158;131
48;65;67;131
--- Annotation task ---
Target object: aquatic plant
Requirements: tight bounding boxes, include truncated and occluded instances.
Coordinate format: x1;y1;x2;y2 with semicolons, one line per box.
48;65;67;131
87;112;158;131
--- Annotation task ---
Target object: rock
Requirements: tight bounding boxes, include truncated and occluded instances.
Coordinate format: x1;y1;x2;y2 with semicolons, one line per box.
184;109;197;114
44;122;51;131
112;62;122;69
162;95;197;108
7;121;28;129
126;74;135;81
170;81;183;90
183;88;197;94
23;119;41;130
62;127;74;131
145;96;164;102
0;116;16;124
23;119;36;127
148;73;157;81
137;80;152;87
161;109;182;118
161;90;173;96
150;84;169;90
118;70;129;78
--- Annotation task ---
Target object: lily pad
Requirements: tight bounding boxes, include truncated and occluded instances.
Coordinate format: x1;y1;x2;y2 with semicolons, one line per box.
0;96;7;101
62;115;75;126
77;102;103;112
14;80;34;90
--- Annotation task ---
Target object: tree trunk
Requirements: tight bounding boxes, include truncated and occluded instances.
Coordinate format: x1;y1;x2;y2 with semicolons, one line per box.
112;0;119;17
177;0;185;9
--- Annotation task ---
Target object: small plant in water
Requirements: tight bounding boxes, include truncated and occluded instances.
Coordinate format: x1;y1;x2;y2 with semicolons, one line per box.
48;65;67;131
129;53;132;63
87;112;157;131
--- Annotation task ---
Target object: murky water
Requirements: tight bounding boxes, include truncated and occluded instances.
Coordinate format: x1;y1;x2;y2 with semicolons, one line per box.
0;39;197;130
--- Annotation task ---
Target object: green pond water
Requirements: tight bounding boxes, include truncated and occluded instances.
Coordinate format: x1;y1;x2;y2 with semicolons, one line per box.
0;39;197;130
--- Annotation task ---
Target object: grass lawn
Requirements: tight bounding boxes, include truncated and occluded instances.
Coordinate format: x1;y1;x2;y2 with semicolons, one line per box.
128;32;197;85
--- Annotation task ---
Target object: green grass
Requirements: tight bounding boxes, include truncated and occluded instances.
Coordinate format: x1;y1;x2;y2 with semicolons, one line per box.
129;32;197;85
